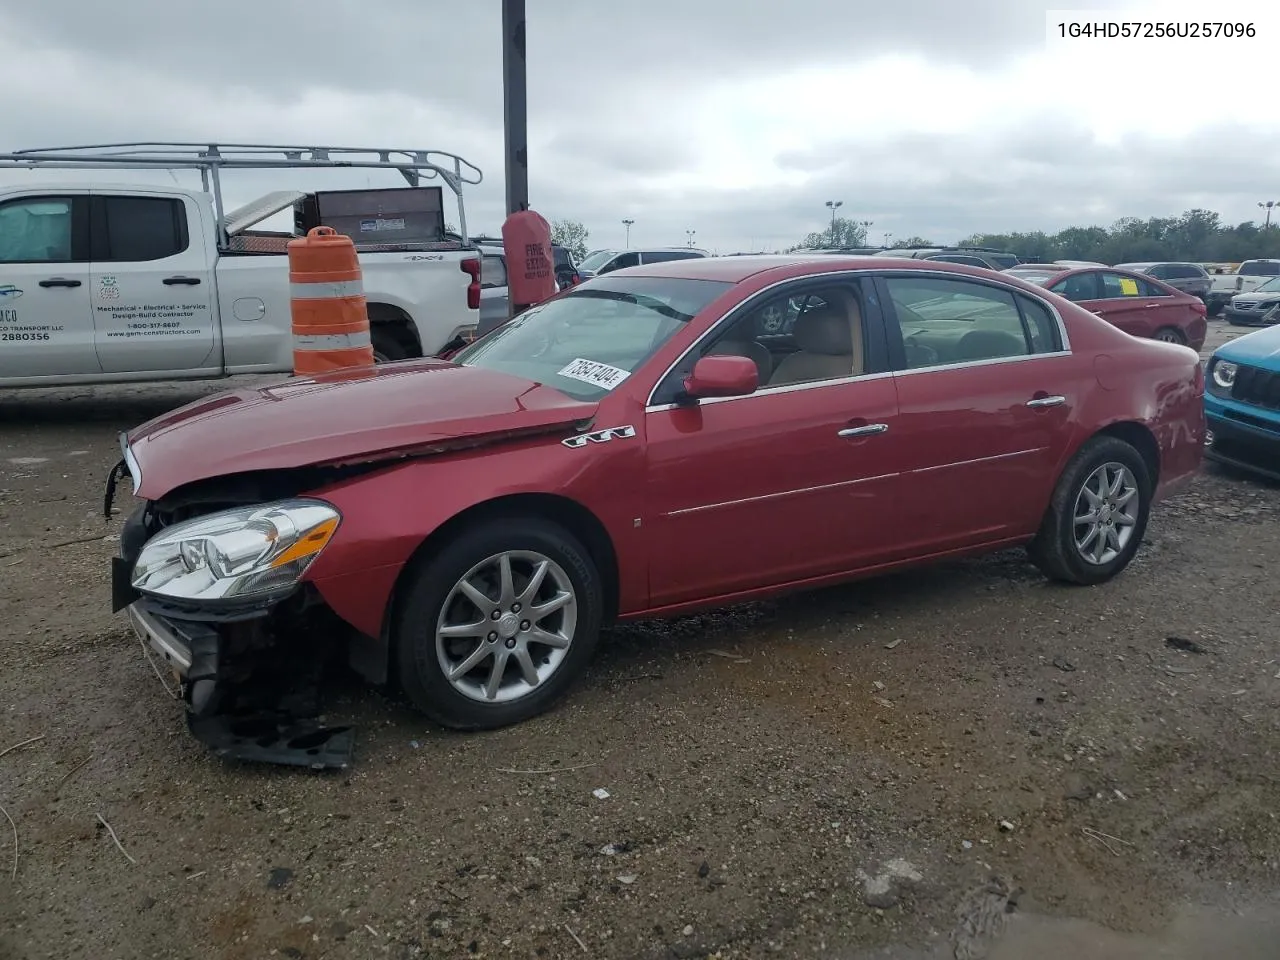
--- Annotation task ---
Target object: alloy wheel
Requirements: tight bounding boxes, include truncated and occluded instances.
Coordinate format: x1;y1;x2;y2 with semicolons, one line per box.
1073;462;1140;565
435;550;578;703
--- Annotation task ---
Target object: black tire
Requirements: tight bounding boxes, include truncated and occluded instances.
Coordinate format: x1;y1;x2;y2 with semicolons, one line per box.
1152;326;1186;346
1027;435;1152;586
393;517;604;730
371;326;411;363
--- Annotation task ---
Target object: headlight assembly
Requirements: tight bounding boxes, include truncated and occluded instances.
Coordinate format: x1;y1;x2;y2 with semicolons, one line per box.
1210;359;1238;393
131;499;340;603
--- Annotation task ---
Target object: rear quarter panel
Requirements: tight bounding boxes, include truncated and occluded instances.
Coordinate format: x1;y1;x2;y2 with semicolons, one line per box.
359;250;476;354
1068;317;1204;500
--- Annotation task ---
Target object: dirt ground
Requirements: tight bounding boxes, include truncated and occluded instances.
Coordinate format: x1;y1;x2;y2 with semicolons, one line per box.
1;321;1278;960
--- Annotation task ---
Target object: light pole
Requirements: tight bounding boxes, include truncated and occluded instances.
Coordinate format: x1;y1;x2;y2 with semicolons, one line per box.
1260;201;1279;228
622;218;634;248
686;229;696;248
883;231;892;248
858;220;873;245
501;0;527;217
825;200;843;243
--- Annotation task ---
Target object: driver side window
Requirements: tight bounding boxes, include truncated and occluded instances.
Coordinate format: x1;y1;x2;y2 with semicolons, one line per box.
649;282;871;405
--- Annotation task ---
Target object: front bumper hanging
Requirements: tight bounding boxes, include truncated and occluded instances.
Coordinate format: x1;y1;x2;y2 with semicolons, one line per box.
118;562;357;770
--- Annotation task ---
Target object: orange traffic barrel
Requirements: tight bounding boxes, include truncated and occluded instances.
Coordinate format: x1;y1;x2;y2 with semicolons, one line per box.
287;226;375;376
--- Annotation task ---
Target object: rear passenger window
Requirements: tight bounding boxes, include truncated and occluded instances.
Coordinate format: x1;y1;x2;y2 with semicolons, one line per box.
885;276;1038;369
0;197;75;263
481;255;507;288
95;196;189;262
1017;295;1063;353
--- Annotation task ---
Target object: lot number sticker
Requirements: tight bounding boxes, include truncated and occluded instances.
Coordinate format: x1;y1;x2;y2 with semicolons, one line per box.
1118;277;1139;296
558;358;631;390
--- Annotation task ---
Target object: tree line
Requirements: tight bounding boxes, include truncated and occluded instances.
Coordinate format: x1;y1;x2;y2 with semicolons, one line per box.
790;210;1280;264
961;209;1280;264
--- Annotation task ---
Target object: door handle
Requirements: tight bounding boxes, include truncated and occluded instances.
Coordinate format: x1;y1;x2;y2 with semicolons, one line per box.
838;423;889;438
1026;395;1067;408
38;278;81;288
163;276;202;286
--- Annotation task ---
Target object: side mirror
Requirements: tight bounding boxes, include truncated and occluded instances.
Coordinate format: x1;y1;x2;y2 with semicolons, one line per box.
682;355;758;400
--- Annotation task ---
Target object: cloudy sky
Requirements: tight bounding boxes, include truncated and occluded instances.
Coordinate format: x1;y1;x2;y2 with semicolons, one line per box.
2;0;1278;253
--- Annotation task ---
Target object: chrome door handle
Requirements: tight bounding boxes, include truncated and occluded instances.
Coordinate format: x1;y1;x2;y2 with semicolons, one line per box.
1026;395;1066;408
838;423;889;438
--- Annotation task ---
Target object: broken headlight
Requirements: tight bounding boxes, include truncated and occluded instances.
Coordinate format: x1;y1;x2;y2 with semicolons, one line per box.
131;499;340;603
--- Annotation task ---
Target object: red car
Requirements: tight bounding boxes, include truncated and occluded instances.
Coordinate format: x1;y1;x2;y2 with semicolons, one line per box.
108;256;1205;766
1009;264;1208;350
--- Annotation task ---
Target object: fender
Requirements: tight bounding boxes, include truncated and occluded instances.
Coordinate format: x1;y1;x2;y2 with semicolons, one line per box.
301;415;648;642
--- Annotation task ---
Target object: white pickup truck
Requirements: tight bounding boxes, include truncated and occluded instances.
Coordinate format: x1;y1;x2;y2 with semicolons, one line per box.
1205;259;1280;317
0;142;485;387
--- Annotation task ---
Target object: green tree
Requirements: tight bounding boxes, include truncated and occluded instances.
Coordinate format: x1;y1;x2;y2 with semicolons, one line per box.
551;219;589;261
791;216;873;251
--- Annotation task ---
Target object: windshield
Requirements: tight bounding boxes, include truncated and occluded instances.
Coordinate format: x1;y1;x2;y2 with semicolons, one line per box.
1239;261;1280;277
1253;276;1280;292
1008;269;1063;286
577;250;617;271
979;252;1019;269
453;276;733;400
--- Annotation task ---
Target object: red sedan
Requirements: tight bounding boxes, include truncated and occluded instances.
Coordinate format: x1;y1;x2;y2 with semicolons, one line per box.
108;256;1205;766
1008;264;1208;350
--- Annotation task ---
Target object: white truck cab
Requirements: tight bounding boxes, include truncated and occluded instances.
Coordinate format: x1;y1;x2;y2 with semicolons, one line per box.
0;142;485;387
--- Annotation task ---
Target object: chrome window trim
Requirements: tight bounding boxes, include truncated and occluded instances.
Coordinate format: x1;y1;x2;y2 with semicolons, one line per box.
642;267;1073;410
892;349;1073;379
646;370;895;414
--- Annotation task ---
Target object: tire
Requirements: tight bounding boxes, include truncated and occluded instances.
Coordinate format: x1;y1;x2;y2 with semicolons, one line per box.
371;326;411;363
393;517;604;730
1027;436;1152;586
1152;326;1186;345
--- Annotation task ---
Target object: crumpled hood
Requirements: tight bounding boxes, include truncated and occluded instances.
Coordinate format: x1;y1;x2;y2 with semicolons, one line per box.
126;359;598;499
1218;324;1280;366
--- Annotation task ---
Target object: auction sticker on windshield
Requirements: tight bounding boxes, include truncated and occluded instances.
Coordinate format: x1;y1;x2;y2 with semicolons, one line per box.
558;358;631;390
1119;277;1139;296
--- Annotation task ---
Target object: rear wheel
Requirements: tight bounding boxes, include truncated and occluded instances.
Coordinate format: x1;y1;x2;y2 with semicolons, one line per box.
1152;326;1186;345
1027;436;1152;585
393;518;604;730
371;326;411;363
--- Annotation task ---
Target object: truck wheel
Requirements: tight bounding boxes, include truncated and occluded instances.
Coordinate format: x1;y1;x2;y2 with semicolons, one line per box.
371;327;411;362
393;518;604;730
1027;435;1152;586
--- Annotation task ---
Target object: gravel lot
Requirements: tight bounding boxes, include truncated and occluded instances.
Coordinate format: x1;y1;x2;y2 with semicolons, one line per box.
1;321;1278;960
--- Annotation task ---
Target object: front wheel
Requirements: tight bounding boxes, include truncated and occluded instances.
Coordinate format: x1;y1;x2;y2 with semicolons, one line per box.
1027;436;1152;585
393;518;604;730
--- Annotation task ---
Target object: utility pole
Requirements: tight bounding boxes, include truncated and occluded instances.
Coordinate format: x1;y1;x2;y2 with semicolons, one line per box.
622;218;634;248
825;200;843;243
501;0;528;216
1260;200;1279;228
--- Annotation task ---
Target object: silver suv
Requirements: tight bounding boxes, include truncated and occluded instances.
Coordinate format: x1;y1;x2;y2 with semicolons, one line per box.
1114;262;1211;301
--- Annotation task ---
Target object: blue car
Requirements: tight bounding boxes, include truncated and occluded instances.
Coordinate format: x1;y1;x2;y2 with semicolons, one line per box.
1204;324;1280;481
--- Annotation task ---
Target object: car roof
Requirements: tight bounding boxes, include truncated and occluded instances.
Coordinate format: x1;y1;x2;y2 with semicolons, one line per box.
603;254;1041;284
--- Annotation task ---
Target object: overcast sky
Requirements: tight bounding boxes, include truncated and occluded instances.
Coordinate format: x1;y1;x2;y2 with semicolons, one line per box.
2;0;1279;253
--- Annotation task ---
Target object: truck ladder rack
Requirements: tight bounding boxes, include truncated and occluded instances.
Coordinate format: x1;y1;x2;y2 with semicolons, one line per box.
0;142;484;244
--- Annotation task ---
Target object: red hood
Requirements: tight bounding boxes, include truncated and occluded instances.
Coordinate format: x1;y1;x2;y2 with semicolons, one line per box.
126;359;598;499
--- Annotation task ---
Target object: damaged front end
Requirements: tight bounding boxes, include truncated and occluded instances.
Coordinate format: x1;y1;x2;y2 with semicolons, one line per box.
112;487;358;770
